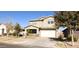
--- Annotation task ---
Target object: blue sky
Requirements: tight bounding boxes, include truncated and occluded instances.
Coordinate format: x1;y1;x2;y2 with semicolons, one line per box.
0;11;54;28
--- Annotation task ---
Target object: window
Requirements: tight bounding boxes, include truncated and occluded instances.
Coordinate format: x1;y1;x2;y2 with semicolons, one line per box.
48;21;50;24
51;21;54;24
48;21;54;24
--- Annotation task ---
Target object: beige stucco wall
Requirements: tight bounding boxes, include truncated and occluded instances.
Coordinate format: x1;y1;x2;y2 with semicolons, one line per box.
29;21;42;27
29;17;56;28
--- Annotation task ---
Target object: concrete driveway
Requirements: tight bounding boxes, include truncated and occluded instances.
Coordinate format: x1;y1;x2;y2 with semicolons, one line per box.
11;37;57;48
0;36;57;48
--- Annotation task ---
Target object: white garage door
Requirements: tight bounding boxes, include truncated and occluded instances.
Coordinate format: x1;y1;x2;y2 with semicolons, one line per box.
40;30;56;38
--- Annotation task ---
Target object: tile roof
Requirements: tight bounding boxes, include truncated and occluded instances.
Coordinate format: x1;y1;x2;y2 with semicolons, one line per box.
29;16;54;22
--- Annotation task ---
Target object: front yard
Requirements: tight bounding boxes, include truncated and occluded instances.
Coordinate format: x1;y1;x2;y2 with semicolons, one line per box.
0;36;79;48
0;36;57;48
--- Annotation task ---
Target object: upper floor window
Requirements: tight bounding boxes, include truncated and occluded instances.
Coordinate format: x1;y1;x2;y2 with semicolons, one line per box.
48;18;54;24
51;21;54;24
48;20;54;24
48;21;50;24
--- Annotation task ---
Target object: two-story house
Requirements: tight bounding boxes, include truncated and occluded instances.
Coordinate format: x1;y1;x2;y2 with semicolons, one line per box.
25;16;57;38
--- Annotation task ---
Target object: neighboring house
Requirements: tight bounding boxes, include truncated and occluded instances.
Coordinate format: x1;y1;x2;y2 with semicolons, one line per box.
0;24;7;35
25;16;57;38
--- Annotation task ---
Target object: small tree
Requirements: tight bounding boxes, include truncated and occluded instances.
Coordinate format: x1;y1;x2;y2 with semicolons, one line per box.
14;23;21;36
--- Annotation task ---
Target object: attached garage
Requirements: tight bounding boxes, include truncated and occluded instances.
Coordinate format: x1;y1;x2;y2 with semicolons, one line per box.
25;25;57;38
40;30;56;38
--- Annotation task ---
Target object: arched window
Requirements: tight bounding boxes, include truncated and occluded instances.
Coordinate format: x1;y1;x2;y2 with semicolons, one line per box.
48;20;54;24
48;18;54;24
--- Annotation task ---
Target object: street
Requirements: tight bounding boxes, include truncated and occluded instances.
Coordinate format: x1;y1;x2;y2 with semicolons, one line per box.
0;42;47;48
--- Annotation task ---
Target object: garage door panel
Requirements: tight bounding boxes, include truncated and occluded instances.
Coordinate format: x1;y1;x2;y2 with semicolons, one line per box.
40;30;56;37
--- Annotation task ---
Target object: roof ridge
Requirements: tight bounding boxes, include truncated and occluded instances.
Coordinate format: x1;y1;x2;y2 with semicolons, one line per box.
29;16;54;22
25;25;40;28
